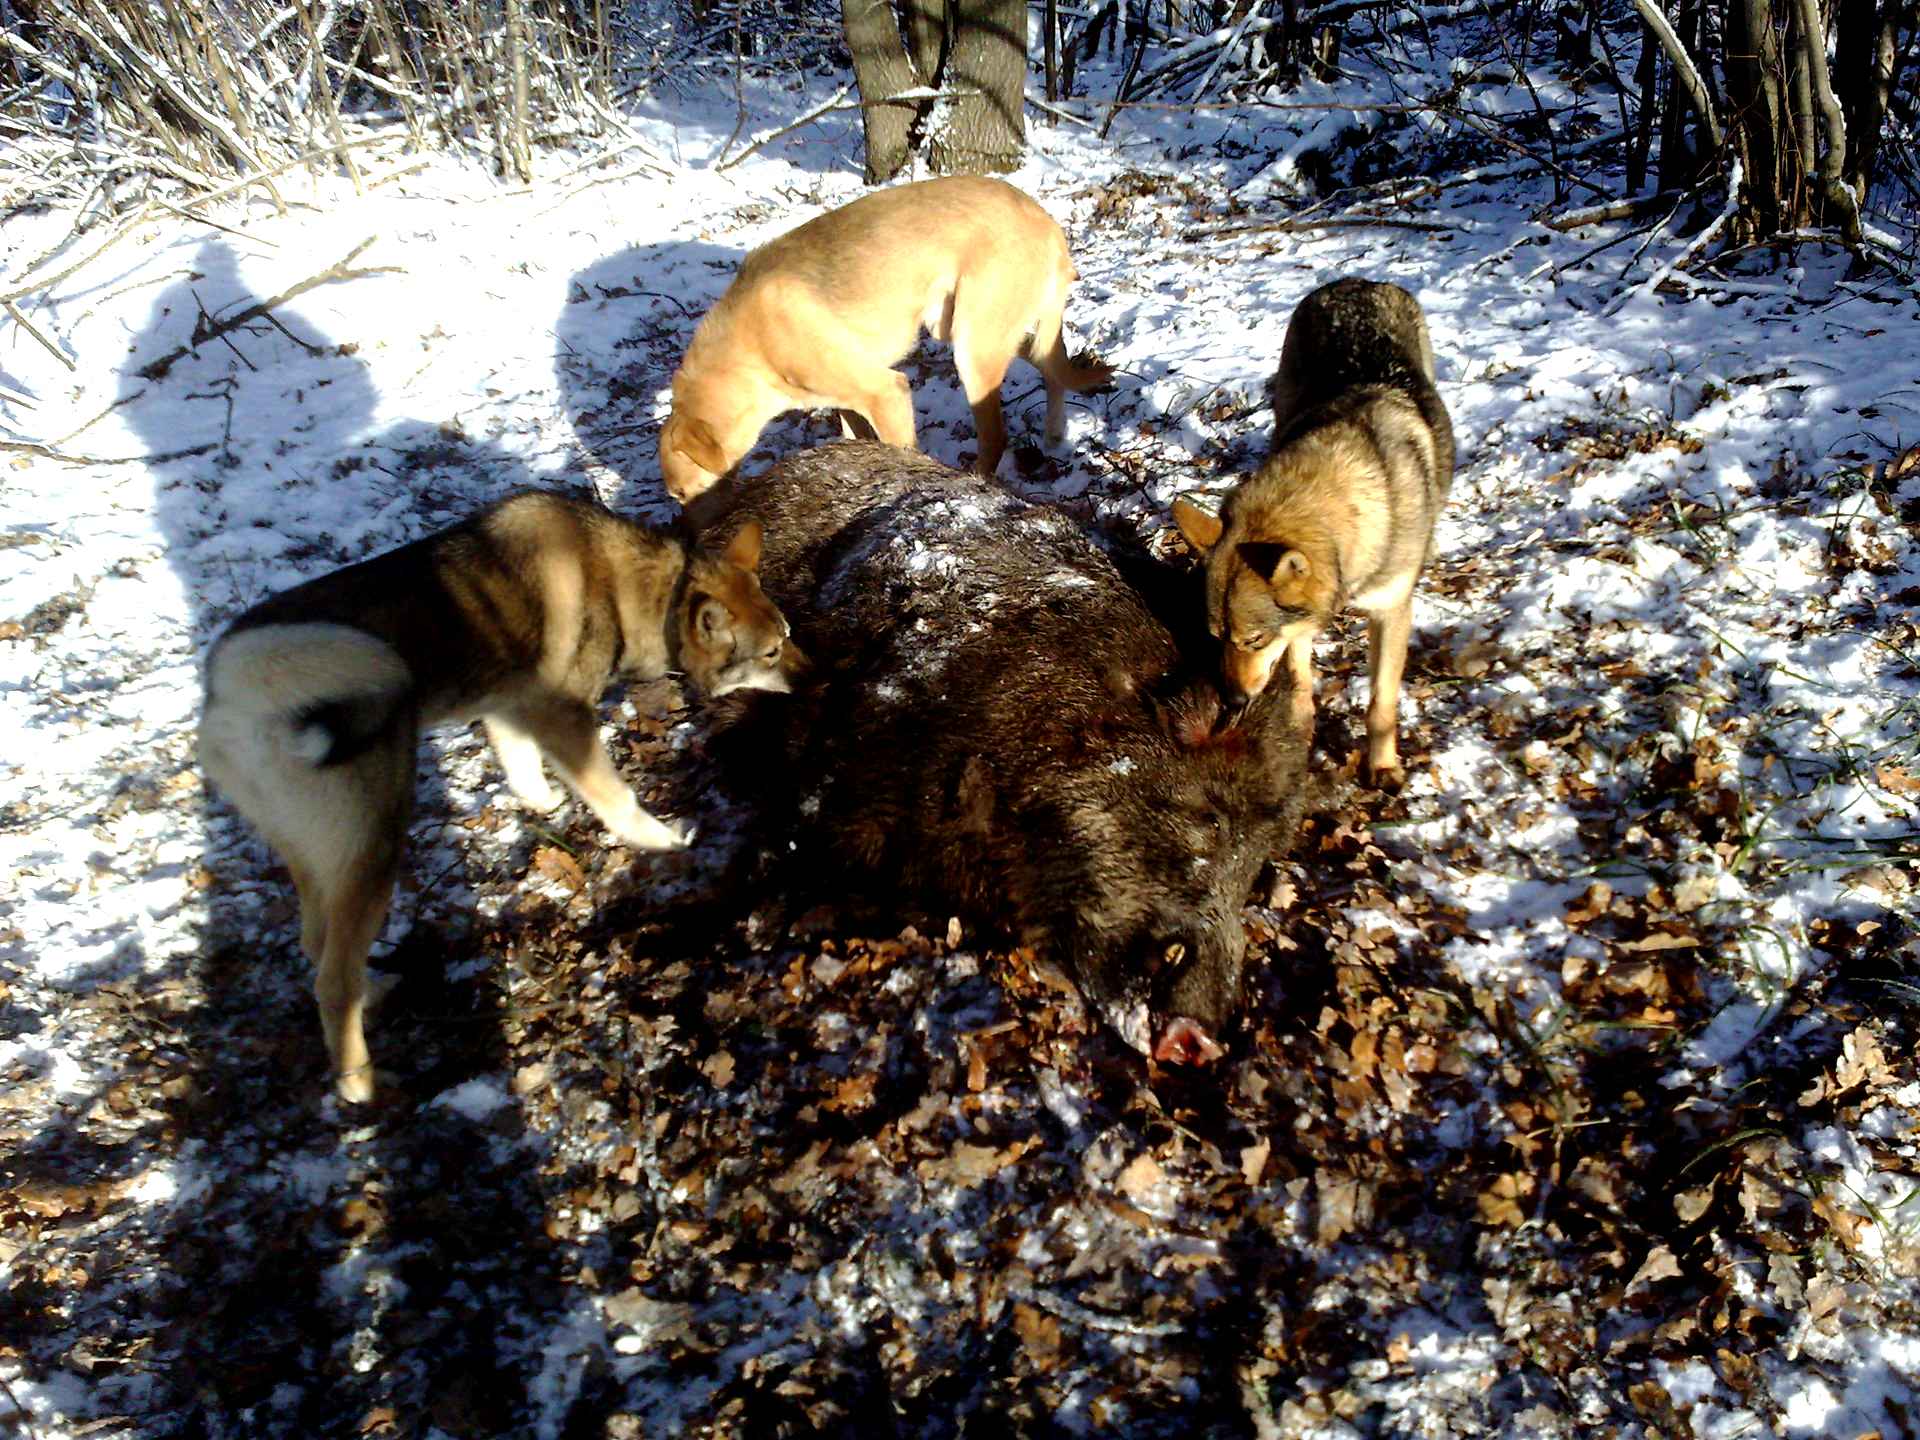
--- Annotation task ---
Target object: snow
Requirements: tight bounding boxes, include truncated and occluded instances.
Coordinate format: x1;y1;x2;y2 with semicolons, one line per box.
4;12;1919;1440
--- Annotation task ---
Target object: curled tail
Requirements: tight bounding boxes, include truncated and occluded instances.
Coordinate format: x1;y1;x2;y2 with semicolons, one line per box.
201;622;413;773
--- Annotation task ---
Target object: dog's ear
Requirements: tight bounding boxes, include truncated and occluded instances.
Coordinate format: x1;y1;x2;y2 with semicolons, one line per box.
669;415;728;474
720;519;763;572
1171;495;1224;555
1238;542;1307;587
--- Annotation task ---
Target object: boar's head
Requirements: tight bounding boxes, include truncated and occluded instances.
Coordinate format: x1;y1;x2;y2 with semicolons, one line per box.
1036;676;1306;1064
703;442;1312;1065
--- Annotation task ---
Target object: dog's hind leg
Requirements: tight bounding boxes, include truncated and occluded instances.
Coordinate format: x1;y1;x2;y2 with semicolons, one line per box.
1364;595;1413;786
314;845;398;1104
287;856;329;963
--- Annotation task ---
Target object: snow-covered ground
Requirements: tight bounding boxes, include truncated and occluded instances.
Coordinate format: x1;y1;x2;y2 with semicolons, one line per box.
4;20;1919;1439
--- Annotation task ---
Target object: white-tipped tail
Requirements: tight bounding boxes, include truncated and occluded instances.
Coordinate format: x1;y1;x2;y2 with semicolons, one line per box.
201;622;411;774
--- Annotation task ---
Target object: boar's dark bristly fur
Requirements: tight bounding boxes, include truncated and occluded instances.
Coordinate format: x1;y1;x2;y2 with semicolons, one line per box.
704;442;1310;1060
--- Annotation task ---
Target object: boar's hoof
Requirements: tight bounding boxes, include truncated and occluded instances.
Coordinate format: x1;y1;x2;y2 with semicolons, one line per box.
1153;1018;1227;1066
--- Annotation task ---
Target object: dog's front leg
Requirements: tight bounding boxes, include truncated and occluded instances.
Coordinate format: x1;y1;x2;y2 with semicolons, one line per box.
521;699;694;850
484;715;562;811
853;371;916;450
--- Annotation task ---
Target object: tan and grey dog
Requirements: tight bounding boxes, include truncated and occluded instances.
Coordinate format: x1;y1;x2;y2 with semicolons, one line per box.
198;492;791;1101
659;175;1111;502
1173;278;1454;785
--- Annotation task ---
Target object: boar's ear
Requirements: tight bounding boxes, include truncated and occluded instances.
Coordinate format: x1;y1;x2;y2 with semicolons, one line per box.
720;519;763;572
1237;542;1307;586
1171;495;1224;555
1157;683;1224;749
669;415;729;474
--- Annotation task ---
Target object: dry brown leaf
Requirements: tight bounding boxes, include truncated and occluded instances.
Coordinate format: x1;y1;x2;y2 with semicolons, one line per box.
1625;1244;1683;1295
1616;929;1699;953
1476;1172;1533;1229
917;1138;1034;1189
1117;1151;1168;1206
1240;1138;1271;1189
1318;1169;1376;1245
1807;1275;1847;1328
701;1050;735;1088
1876;763;1920;794
1565;882;1613;926
822;1070;876;1113
531;845;586;891
1012;1301;1062;1363
1833;1027;1895;1096
1672;873;1718;912
1813;1194;1871;1250
1673;1185;1714;1223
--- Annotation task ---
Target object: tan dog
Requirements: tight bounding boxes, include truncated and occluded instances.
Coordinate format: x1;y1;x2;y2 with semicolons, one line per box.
659;176;1111;502
1173;278;1454;785
198;492;792;1101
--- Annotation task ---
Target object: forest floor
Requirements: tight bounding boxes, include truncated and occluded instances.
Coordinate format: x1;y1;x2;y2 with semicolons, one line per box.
3;16;1920;1439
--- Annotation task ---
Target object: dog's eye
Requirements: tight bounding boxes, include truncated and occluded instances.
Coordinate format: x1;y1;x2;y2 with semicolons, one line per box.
760;641;781;663
1236;634;1269;653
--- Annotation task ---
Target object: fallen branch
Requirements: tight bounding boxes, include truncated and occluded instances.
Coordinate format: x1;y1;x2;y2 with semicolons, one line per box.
1185;215;1466;240
1606;161;1742;315
715;81;854;171
136;237;400;381
1542;188;1686;231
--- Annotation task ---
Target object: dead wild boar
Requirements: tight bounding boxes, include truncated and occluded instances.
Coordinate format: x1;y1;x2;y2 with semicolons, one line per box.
704;442;1310;1062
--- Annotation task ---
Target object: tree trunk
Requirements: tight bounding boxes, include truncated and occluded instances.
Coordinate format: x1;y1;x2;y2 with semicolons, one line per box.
1628;24;1657;194
1835;0;1915;202
842;0;931;183
1043;0;1058;102
926;0;1026;174
1792;0;1864;241
1723;0;1788;233
905;0;949;82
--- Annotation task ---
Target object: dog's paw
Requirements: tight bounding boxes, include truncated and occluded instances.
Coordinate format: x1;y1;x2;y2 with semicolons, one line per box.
613;812;695;852
334;1064;377;1105
508;778;563;812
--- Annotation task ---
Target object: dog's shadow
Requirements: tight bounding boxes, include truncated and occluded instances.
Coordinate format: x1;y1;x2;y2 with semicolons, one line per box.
21;235;639;1430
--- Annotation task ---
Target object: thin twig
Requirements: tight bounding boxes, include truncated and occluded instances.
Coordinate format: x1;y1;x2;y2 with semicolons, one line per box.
2;299;75;372
0;438;217;466
0;203;157;308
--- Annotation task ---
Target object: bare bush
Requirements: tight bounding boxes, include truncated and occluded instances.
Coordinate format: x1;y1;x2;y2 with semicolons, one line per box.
0;0;623;217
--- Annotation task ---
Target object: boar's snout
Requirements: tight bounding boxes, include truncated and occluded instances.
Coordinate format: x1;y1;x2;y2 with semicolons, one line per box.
1100;914;1247;1066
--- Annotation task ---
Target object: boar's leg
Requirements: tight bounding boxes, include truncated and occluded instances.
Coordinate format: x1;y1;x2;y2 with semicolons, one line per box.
1364;595;1413;786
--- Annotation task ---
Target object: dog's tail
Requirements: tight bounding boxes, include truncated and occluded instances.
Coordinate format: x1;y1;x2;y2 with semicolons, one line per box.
201;622;413;772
